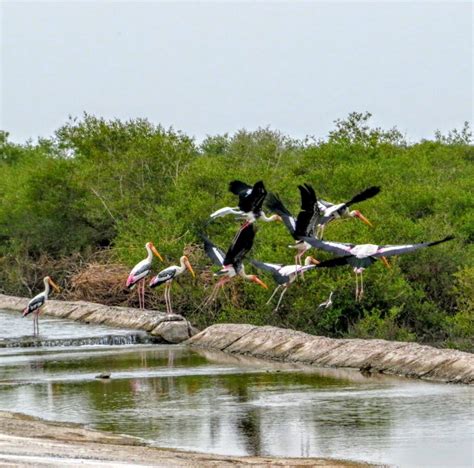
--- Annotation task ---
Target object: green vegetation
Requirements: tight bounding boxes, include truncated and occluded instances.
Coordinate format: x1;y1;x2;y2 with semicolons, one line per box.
1;113;473;350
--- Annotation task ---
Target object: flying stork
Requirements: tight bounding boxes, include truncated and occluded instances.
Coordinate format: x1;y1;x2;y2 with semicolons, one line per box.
302;235;455;301
126;242;163;310
251;256;320;312
315;186;380;239
201;223;268;304
23;276;61;336
266;183;320;267
210;180;281;225
149;255;195;315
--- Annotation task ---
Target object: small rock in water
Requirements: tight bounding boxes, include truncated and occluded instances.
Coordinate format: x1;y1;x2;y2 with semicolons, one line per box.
95;372;111;379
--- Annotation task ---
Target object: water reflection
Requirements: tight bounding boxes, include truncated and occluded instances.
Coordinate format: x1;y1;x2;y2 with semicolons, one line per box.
0;334;472;466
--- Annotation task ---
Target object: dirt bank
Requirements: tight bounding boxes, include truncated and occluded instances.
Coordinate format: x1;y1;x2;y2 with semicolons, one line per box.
0;294;198;344
0;411;367;467
187;324;474;384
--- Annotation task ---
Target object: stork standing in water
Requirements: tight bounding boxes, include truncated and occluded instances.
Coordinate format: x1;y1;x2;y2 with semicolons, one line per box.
126;242;163;309
302;235;454;301
266;183;320;267
23;276;60;336
149;255;195;315
201;223;268;304
315;186;380;239
210;180;281;225
251;256;320;312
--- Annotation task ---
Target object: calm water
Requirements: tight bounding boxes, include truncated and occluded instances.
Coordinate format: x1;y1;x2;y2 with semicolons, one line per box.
0;309;472;467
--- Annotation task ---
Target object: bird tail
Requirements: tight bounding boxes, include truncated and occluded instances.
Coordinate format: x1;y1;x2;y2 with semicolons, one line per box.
22;307;30;317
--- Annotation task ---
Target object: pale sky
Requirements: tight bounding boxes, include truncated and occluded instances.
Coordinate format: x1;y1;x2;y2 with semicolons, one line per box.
1;1;472;143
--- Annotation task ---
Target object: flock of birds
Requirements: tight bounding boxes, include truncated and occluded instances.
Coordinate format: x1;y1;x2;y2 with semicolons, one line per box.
22;179;454;335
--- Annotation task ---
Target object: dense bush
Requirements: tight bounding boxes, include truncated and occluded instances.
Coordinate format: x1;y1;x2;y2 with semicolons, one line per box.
1;113;472;350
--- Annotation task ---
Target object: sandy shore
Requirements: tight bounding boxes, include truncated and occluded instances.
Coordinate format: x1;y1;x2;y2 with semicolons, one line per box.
0;411;371;467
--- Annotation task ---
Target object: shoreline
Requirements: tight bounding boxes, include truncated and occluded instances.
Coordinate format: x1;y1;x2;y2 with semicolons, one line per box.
0;411;369;467
1;294;473;384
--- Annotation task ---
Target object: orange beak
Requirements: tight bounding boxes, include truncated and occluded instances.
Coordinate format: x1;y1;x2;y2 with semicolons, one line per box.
380;256;391;269
48;278;61;293
185;257;196;278
309;256;320;265
355;212;373;227
150;244;163;261
252;276;268;289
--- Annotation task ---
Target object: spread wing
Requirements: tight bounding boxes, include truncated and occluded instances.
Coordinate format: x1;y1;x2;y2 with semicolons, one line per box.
200;234;226;267
295;183;320;237
229;180;253;196
265;193;296;237
301;237;355;256
237;180;267;213
345;186;381;207
373;235;454;258
224;223;256;266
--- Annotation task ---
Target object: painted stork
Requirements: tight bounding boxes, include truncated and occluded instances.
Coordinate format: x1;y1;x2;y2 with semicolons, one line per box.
251;256;320;312
315;186;380;239
149;256;195;315
266;183;320;266
126;242;163;310
302;235;455;301
201;223;268;304
23;276;60;336
210;180;281;225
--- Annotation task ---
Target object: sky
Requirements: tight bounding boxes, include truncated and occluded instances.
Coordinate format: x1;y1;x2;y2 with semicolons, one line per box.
1;1;472;143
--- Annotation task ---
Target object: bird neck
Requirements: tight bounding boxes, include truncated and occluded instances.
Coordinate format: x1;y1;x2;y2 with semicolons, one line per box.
145;244;153;262
43;278;50;296
178;256;188;274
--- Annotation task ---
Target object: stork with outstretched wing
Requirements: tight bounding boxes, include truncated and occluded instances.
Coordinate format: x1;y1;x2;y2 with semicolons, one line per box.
266;183;320;266
201;223;268;304
315;186;380;239
209;180;281;225
251;256;319;312
302;235;455;301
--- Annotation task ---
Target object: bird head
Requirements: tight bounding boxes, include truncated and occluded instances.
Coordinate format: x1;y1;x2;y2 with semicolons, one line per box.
44;276;61;293
182;255;196;277
351;210;373;227
146;241;163;261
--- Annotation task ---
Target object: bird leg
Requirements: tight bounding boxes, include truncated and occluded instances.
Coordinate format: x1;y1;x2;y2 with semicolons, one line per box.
359;272;364;301
274;286;288;312
266;285;282;305
204;277;230;305
142;280;146;310
355;273;359;301
166;282;174;315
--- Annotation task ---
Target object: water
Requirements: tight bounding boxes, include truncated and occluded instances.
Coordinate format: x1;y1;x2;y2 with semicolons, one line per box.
0;309;473;466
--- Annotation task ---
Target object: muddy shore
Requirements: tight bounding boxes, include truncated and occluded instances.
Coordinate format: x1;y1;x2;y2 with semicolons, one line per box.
0;411;367;467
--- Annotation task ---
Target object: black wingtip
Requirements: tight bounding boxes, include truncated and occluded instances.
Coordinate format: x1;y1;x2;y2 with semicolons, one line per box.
428;235;455;247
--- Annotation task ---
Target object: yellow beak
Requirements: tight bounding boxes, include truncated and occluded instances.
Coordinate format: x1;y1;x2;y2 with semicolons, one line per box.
253;276;268;289
381;256;391;269
186;260;196;278
48;278;61;293
356;212;373;227
151;244;163;261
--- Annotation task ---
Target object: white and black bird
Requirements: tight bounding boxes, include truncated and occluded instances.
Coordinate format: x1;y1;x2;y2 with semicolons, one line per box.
201;223;268;304
266;183;320;266
302;235;455;301
315;186;380;239
23;276;60;336
251;256;320;312
126;242;163;310
149;255;195;315
210;180;281;225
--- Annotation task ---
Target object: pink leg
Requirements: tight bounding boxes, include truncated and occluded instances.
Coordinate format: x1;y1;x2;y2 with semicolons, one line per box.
141;280;146;310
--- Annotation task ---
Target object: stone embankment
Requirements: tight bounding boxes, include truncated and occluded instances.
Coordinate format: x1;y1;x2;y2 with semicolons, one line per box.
0;294;198;344
187;324;474;384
